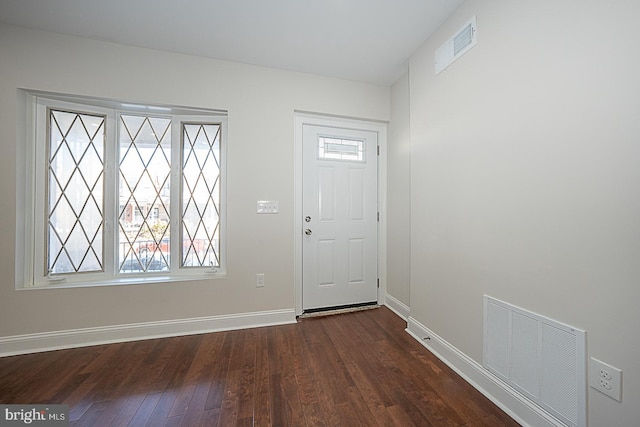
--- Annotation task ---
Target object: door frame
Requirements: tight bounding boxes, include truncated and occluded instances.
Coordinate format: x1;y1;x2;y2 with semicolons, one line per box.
294;112;387;315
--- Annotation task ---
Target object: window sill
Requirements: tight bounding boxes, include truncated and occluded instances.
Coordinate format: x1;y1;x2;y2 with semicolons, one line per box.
19;272;227;290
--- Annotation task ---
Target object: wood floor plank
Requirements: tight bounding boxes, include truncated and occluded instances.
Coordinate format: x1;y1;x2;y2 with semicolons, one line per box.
321;315;396;427
180;379;214;427
88;397;131;427
143;336;198;426
268;373;284;426
1;350;66;396
163;415;183;427
72;400;110;427
252;328;272;427
324;314;396;408
197;408;220;427
311;378;343;426
280;367;306;426
167;382;197;418
180;335;225;426
127;392;162;427
0;307;521;427
290;324;329;426
341;361;395;426
109;394;147;427
389;387;437;427
386;403;421;426
204;332;232;412
144;388;180;427
303;319;354;405
236;329;257;421
216;367;241;426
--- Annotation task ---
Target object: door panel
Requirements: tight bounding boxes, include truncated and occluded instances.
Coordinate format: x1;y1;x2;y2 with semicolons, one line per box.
348;238;365;283
302;124;378;311
318;239;336;286
318;167;335;221
348;168;365;220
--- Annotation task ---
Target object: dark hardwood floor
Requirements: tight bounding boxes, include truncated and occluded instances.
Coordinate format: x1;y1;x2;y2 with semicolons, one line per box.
0;307;520;426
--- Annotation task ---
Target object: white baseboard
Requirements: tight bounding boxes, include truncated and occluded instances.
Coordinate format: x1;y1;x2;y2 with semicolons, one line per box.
0;309;297;357
406;316;567;427
384;293;410;320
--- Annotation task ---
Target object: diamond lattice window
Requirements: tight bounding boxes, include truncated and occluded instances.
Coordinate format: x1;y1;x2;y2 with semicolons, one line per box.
118;115;172;273
181;123;221;268
47;109;105;275
25;94;226;287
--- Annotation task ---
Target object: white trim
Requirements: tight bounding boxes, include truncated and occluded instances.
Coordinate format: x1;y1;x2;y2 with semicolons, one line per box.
384;293;410;320
0;309;296;357
406;316;569;427
294;112;388;315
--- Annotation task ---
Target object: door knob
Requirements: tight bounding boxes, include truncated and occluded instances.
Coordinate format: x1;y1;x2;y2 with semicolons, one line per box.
305;216;311;222
304;229;312;235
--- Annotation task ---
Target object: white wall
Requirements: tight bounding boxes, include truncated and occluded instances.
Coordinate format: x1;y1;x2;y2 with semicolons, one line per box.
0;24;389;337
409;1;640;425
386;72;411;309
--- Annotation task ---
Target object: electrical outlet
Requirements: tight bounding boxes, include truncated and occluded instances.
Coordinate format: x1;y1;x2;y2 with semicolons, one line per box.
599;369;612;381
590;357;622;402
256;273;265;288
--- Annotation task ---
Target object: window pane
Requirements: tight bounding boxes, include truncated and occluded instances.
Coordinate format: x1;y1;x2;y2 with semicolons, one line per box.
118;115;171;273
318;136;365;162
182;123;221;268
47;109;105;274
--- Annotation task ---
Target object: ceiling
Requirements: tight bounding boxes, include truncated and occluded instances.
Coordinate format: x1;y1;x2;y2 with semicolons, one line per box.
0;0;463;85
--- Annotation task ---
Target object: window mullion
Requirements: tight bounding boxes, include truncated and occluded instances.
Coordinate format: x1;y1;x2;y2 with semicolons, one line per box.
103;110;118;278
32;100;49;286
170;118;181;271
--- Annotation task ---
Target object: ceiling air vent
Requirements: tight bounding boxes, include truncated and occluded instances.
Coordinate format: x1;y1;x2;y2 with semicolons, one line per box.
435;16;477;75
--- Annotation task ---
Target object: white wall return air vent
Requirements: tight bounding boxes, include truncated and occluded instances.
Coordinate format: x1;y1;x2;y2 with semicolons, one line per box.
435;16;477;75
483;296;587;427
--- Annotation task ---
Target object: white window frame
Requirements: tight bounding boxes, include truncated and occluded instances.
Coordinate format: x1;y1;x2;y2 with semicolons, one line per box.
17;91;227;289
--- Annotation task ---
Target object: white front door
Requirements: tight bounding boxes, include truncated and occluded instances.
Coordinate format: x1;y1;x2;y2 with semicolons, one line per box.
302;124;378;311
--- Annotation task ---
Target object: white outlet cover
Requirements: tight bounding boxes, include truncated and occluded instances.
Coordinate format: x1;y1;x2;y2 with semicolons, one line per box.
590;357;622;402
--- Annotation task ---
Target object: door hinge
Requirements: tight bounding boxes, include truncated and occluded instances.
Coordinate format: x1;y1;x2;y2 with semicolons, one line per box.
377;145;380;155
377;212;380;222
377;278;380;288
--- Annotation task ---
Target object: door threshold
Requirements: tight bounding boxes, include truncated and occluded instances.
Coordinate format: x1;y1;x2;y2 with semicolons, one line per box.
299;302;378;319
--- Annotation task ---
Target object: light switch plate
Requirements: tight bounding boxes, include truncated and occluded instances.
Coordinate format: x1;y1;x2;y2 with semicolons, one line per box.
257;200;279;214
